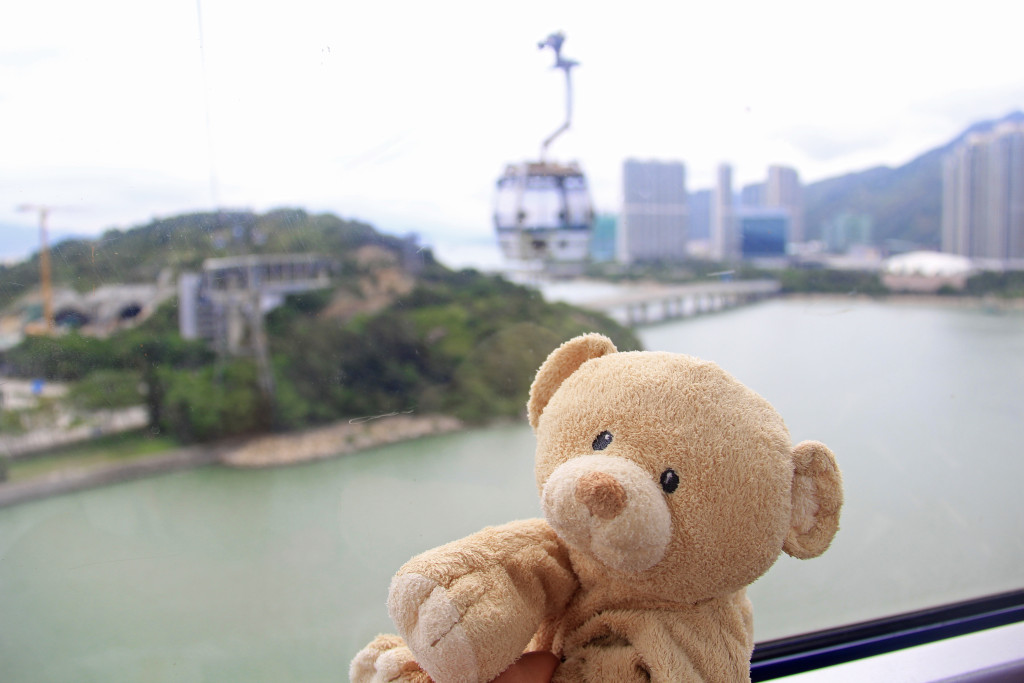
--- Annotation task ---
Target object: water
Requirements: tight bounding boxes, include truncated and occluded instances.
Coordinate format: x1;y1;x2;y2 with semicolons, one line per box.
642;298;1024;636
1;298;1023;682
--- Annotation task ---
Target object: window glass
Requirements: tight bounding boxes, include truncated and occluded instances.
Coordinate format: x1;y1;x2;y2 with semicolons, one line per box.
522;175;563;228
2;1;1023;680
494;176;522;228
564;179;592;228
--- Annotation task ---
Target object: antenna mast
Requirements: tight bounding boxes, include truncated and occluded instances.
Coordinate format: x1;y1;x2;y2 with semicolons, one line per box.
538;32;578;161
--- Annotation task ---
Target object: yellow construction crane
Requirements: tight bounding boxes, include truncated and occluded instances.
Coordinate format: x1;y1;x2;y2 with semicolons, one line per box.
17;204;56;334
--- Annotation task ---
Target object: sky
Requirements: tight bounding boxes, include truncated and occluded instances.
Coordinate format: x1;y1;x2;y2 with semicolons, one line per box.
2;0;1024;267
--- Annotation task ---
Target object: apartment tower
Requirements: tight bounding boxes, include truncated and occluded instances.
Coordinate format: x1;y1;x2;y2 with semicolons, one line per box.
619;159;688;263
711;163;736;261
943;121;1024;261
765;165;804;244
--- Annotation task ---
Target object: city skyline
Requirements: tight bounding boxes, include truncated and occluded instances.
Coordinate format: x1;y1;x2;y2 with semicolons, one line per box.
3;0;1024;268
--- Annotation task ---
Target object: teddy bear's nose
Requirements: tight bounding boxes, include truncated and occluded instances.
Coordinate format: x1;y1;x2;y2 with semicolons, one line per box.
575;471;627;520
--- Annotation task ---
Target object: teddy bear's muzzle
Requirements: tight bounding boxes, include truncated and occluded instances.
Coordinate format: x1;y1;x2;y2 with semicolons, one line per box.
542;455;673;573
575;471;628;520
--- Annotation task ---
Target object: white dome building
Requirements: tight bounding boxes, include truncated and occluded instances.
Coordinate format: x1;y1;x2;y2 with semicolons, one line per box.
882;251;974;292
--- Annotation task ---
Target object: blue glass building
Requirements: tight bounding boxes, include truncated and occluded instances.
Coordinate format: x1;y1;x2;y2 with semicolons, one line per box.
737;208;789;257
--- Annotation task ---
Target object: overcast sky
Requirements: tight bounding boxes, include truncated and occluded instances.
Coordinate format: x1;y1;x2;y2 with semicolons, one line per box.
3;0;1023;267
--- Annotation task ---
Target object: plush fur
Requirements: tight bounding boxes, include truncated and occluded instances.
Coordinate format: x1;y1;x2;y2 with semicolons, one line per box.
351;334;843;682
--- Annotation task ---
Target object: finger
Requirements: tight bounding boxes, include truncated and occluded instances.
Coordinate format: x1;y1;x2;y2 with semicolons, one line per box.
492;651;559;683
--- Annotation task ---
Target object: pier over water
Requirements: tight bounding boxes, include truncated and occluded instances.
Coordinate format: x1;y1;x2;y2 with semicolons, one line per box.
582;279;781;325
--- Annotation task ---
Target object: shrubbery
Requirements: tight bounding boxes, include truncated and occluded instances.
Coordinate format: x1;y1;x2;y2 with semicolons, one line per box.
963;271;1024;298
155;361;270;443
779;268;888;295
67;370;144;411
2;333;120;382
262;272;641;428
0;305;213;382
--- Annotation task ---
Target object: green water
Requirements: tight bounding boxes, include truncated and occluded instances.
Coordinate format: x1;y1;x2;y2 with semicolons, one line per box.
1;298;1023;682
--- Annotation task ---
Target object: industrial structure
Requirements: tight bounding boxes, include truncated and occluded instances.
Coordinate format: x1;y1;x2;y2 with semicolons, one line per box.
178;253;334;352
0;279;175;348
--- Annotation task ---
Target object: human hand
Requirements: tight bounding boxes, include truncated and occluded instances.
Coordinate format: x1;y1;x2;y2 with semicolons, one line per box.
492;651;558;683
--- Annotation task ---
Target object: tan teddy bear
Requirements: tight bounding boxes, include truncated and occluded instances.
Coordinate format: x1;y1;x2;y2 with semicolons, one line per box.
351;333;843;682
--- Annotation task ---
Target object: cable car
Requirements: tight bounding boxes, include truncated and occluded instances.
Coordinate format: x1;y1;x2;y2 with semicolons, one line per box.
494;160;593;262
494;33;594;265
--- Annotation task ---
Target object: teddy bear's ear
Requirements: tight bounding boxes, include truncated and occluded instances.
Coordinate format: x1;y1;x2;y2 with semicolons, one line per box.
783;441;843;559
527;333;617;429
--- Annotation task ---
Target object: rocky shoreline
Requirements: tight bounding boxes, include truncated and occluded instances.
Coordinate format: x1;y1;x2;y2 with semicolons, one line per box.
219;413;464;468
0;413;465;508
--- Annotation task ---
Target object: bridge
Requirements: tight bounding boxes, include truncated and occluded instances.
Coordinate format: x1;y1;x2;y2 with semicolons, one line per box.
581;279;780;326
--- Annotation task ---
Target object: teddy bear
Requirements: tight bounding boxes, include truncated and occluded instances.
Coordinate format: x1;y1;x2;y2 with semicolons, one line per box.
351;333;843;682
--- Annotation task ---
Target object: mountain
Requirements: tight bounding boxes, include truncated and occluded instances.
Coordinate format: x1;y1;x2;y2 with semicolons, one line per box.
0;208;410;311
803;110;1024;251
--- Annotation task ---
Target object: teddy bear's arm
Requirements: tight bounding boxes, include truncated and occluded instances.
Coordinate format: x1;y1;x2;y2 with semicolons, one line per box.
388;518;578;683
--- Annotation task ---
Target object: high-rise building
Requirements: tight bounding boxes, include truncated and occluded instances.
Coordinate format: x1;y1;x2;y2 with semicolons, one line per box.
736;208;789;258
765;165;804;244
740;182;765;208
590;213;618;263
943;121;1024;261
711;163;737;261
618;159;688;263
687;189;712;241
822;213;873;254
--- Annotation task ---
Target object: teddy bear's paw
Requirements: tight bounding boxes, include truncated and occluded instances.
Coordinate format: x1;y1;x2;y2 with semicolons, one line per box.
349;634;432;683
388;572;479;683
556;648;652;683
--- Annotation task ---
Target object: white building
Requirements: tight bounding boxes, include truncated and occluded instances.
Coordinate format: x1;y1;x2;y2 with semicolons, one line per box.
711;163;737;261
943;120;1024;263
618;159;688;263
882;251;974;292
765;165;805;244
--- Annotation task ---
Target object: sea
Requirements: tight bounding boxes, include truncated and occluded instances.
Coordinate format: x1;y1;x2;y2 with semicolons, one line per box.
1;296;1022;682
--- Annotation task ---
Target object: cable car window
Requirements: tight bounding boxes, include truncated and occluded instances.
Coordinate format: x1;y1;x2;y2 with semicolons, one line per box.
564;180;591;228
494;176;521;229
521;175;563;228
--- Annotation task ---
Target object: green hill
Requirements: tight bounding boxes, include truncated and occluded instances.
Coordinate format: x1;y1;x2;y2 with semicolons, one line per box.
1;209;640;442
0;208;405;311
804;110;1024;250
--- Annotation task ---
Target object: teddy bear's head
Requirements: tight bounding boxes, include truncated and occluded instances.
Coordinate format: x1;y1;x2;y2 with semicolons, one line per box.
528;334;842;602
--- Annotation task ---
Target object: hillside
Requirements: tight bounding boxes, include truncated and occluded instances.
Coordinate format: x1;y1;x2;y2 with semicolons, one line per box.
803;110;1024;250
0;208;408;312
0;209;641;442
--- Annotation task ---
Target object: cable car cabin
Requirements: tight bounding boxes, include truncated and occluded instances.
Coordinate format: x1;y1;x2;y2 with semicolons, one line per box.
494;161;594;263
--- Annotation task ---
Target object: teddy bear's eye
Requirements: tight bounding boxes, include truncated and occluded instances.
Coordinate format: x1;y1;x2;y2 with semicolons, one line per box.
592;431;613;451
660;469;679;493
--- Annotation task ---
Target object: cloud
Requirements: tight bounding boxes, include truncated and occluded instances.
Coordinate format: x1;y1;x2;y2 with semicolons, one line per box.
0;167;214;237
913;85;1024;132
3;0;1024;269
776;126;894;164
0;48;60;68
